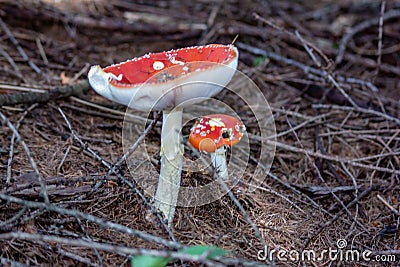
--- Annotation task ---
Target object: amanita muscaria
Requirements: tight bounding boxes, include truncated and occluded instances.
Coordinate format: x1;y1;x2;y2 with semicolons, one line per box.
189;114;246;180
88;44;239;225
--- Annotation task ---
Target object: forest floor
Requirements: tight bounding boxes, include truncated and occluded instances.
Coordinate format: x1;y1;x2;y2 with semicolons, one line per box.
0;0;399;266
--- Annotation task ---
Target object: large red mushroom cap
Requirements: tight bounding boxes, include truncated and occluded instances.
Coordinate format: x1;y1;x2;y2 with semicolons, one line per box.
189;114;246;153
88;44;238;111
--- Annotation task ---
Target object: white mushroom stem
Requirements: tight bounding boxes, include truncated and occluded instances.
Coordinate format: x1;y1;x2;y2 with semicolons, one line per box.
154;107;183;226
211;146;229;181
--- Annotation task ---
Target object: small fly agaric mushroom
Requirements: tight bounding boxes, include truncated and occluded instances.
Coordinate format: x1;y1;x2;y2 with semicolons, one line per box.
189;114;246;180
88;44;239;225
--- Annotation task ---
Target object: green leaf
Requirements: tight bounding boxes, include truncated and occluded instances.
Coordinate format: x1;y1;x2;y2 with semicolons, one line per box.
180;245;227;259
253;56;268;67
131;245;227;267
131;255;169;267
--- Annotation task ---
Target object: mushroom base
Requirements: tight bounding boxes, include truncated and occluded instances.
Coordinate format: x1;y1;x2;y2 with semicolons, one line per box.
211;146;229;181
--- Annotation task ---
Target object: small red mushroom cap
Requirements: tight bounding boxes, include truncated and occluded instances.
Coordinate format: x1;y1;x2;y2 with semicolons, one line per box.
189;114;246;153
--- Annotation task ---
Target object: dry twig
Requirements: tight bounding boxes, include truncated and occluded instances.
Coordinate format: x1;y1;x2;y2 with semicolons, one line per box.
236;42;379;92
336;9;400;64
6;104;38;183
0;80;90;107
0;17;47;80
0;231;271;267
0;111;50;203
0;193;181;249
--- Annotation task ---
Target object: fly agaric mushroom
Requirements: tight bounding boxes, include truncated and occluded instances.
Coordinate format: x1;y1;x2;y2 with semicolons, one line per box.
189;114;246;180
88;44;239;225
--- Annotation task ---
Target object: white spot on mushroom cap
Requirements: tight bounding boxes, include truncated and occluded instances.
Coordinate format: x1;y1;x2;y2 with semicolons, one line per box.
153;61;165;70
208;118;225;127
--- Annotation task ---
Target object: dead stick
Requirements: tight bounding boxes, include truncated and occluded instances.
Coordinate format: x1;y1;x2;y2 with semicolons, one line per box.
249;135;400;175
0;17;45;79
0;193;181;249
236;42;379;92
377;194;399;216
0;257;30;267
6;104;38;184
336;9;400;64
0;112;50;204
0;232;267;267
0;80;90;107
